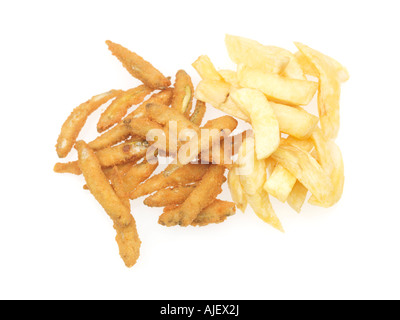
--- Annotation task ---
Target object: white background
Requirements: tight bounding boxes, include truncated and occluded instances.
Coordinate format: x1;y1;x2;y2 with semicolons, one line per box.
1;0;399;300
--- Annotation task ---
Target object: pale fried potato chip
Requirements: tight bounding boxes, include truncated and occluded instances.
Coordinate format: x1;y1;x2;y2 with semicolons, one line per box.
231;88;280;159
295;42;346;139
238;66;318;106
287;181;308;213
271;144;333;204
195;79;231;107
264;164;297;203
270;102;319;139
294;50;349;83
227;168;247;213
237;137;283;231
225;34;289;74
215;94;250;121
192;55;223;81
308;129;344;207
258;45;306;80
218;69;240;87
294;51;319;78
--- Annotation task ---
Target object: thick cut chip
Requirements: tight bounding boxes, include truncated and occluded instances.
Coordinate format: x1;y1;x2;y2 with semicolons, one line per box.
295;42;346;139
171;69;194;116
225;34;289;74
264;164;297;203
228;168;247;213
294;50;349;83
287;181;308;213
271;144;333;204
215;94;250;122
231;88;280;159
75;141;132;226
218;69;240;87
192;55;223;81
56;90;122;158
106;40;170;90
238;66;318;106
237;137;283;231
294;51;319;78
195;79;231;107
308;129;344;207
270;102;319;139
97;85;152;132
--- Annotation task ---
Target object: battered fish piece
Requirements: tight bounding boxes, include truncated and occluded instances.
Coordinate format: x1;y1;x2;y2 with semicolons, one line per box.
95;138;148;167
106;40;170;90
178;115;238;166
122;160;159;194
143;184;197;207
56;89;122;158
53;161;81;175
158;165;226;227
88;89;173;151
75;141;132;226
189;100;207;126
97;85;152;132
130;163;209;199
113;220;141;268
171;70;194;117
146;102;200;135
191;200;236;226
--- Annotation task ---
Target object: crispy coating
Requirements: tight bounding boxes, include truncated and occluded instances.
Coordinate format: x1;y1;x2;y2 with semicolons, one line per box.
53;161;81;175
108;166;131;209
178;115;238;166
143;184;197;207
191;200;236;226
158;165;226;226
88;89;173;151
199;130;250;168
113;220;141;268
75;141;132;226
171;70;194;117
122;160;159;194
106;40;170;90
56;90;122;158
95;138;148;167
97;85;152;132
124;117;164;140
146;102;200;135
189;100;207;126
130;163;209;199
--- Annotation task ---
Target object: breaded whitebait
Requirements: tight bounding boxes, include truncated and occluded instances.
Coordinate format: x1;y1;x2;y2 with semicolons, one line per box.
171;69;194;117
106;40;171;90
130;163;209;199
75;141;133;226
56;89;122;158
158;165;226;227
97;85;152;132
